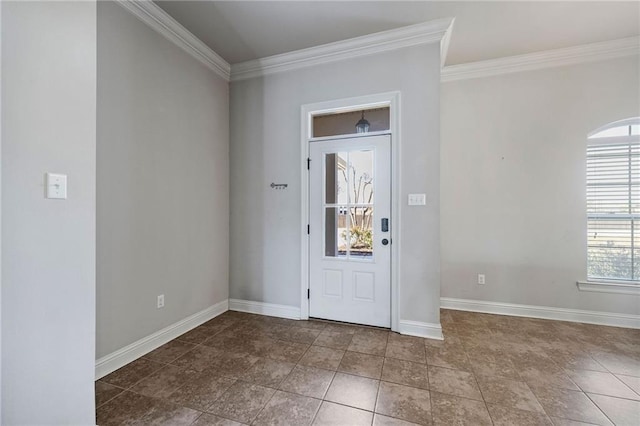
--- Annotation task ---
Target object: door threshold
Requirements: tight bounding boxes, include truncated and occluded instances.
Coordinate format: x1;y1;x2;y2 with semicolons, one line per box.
308;317;390;331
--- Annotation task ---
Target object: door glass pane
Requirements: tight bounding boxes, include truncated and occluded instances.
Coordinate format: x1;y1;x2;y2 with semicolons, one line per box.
347;150;374;205
348;206;373;259
325;207;348;258
325;152;348;204
324;148;376;262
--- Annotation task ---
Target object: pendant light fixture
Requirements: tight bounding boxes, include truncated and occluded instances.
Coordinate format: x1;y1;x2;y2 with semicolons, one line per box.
355;110;370;133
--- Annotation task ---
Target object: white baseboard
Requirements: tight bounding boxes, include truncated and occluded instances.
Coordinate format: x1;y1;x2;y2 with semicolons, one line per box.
398;320;444;340
95;299;229;379
440;297;640;329
229;299;301;320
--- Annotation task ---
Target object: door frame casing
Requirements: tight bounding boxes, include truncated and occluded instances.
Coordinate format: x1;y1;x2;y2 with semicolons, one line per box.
300;91;401;332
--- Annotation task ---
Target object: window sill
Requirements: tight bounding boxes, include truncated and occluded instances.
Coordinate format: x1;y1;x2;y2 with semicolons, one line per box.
576;280;640;295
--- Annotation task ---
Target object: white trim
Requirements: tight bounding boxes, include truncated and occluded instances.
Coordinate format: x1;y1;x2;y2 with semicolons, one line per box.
95;299;228;379
300;91;401;332
229;299;301;320
441;297;640;329
439;17;455;68
441;36;640;83
231;18;454;81
589;117;640;138
398;320;443;340
116;0;230;81
310;130;391;143
577;281;640;296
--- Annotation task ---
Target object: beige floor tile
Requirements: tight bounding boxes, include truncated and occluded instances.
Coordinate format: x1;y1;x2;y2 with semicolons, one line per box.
324;372;380;411
137;399;202;425
95;381;124;408
430;392;491;426
566;369;640;400
191;413;244;425
381;357;429;390
425;345;473;372
209;351;260;378
349;332;388;356
253;390;321;426
171;345;226;371
240;357;295;387
234;336;279;357
589;393;640;426
547;350;608;372
373;414;421;425
375;381;432;425
96;391;155;425
129;364;197;398
144;340;197;364
487;404;553;426
616;374;640;396
96;312;640;426
323;323;362;335
97;391;199;426
101;357;165;389
591;352;640;377
530;386;613;425
266;340;310;363
166;370;236;411
388;334;425;345
313;330;354;350
519;365;581;391
386;341;426;364
476;376;545;413
468;352;521;380
548;418;598;426
252;324;292;340
290;319;328;331
177;325;222;345
338;351;384;379
283;327;323;344
278;365;335;399
299;345;345;370
312;401;373;425
208;381;276;424
428;365;482;400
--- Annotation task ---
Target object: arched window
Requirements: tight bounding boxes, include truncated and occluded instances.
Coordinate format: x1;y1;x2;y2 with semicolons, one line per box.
587;118;640;282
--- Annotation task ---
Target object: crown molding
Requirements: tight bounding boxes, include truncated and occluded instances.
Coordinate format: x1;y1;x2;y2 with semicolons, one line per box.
441;36;640;83
231;18;455;82
116;0;230;81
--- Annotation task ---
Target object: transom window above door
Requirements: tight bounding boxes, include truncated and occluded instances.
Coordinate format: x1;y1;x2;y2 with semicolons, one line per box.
313;107;390;138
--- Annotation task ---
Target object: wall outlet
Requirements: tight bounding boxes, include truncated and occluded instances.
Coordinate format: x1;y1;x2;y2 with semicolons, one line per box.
157;294;165;308
477;274;486;285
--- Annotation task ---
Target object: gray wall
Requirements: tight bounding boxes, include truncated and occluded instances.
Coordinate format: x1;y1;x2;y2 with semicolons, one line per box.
230;44;442;326
97;1;230;358
1;1;96;424
441;56;640;315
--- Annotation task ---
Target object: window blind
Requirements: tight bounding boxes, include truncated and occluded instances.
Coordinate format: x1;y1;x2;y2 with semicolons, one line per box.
587;140;640;281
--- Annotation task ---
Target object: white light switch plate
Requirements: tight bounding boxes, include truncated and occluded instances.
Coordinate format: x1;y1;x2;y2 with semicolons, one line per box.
408;193;426;206
46;173;67;199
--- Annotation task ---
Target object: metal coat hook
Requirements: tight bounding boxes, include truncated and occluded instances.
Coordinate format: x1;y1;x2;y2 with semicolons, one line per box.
270;183;288;190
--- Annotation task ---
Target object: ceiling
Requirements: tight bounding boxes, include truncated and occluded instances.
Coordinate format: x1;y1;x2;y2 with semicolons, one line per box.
155;1;640;66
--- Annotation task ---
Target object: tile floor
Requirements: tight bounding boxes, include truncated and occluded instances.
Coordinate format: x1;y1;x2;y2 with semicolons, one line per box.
96;309;640;425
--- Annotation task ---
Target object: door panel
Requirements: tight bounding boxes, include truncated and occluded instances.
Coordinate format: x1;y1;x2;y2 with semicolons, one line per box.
309;135;391;327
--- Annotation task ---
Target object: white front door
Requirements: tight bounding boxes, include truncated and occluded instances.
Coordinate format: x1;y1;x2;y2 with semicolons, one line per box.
309;134;391;327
